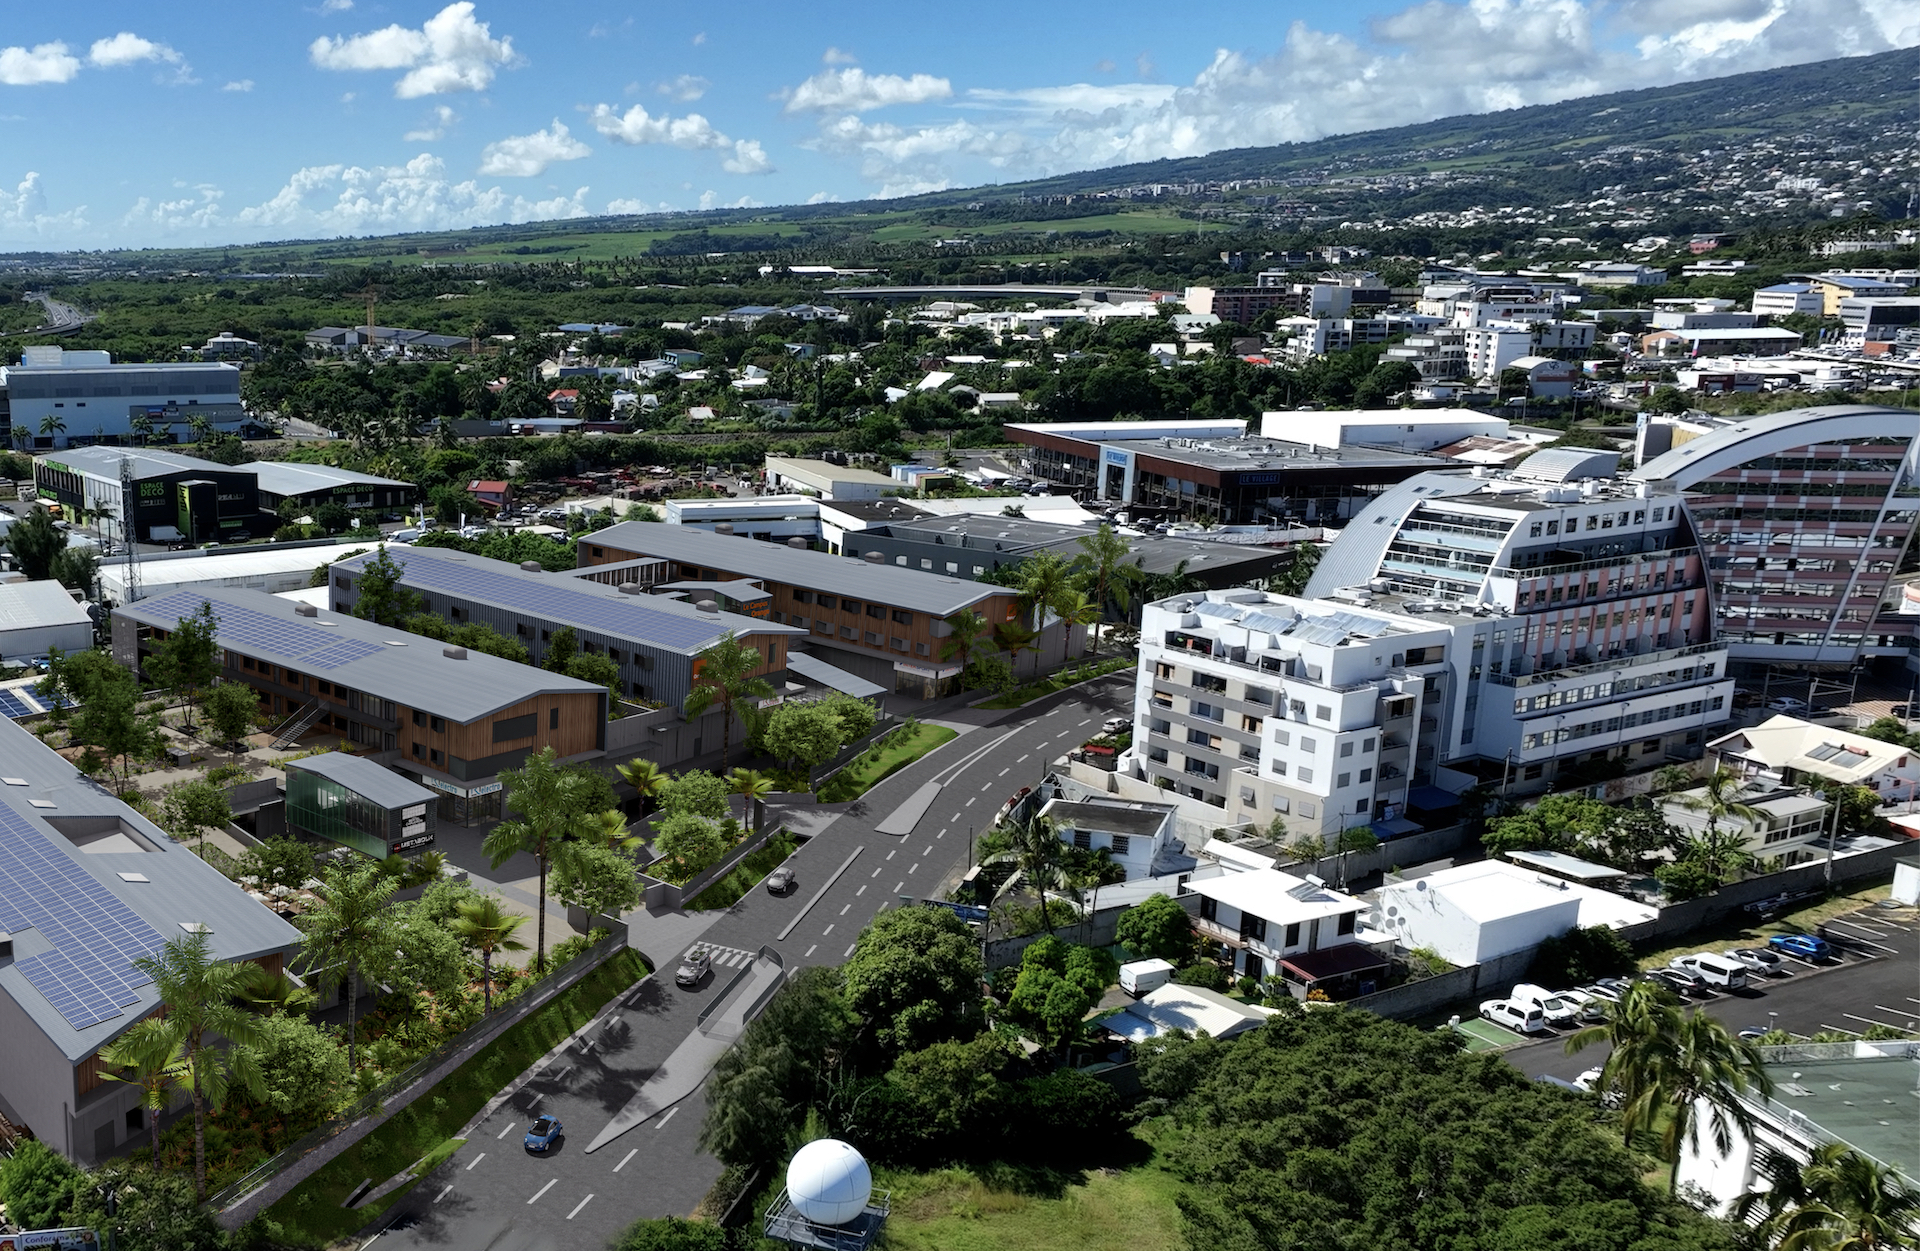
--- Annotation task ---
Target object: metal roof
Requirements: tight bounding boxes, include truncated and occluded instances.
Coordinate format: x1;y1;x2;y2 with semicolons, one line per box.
1303;471;1471;598
1632;404;1915;487
286;751;437;810
115;585;606;723
1509;447;1619;483
589;521;1001;617
0;580;92;631
237;461;413;495
38;446;236;481
784;651;887;698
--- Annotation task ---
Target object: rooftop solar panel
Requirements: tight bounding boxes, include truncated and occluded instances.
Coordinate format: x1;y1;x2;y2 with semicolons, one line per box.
0;689;38;719
135;593;382;671
0;801;165;1031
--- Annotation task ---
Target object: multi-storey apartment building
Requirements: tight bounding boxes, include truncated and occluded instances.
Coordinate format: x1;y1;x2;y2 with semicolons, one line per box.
1632;404;1919;664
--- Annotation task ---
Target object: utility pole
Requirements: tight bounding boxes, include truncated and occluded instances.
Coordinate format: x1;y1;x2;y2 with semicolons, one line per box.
118;456;140;603
1822;784;1842;890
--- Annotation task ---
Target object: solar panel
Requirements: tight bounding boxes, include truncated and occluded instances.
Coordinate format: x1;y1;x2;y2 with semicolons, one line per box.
136;593;377;671
0;689;38;720
0;801;166;1031
374;550;733;652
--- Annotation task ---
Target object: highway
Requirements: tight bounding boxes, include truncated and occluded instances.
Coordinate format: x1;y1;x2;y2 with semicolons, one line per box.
1;292;91;337
365;672;1136;1250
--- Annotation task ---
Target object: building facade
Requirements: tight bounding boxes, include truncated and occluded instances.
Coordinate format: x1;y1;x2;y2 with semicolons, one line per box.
34;446;259;545
1;348;244;448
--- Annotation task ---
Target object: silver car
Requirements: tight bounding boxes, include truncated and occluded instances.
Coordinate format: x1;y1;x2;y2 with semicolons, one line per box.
674;948;712;987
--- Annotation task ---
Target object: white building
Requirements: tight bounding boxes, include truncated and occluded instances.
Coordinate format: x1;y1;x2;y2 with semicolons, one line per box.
1749;283;1823;318
1709;715;1920;810
763;457;900;501
1660;781;1830;863
0;580;93;660
1040;795;1183;881
1;347;244;449
1462;326;1536;381
1185;867;1384;988
1260;409;1509;452
1369;859;1656;966
96;540;384;607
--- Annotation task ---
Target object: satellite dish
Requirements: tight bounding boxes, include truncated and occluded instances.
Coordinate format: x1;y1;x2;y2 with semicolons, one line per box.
787;1139;872;1226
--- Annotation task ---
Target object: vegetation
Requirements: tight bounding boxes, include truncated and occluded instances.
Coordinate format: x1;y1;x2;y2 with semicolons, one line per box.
684;630;776;770
296;859;399;1074
817;721;958;802
446;895;529;1014
483;746;615;969
684;829;801;911
347;545;424;626
147;600;222;731
1733;1142;1920;1251
977;655;1134;709
1116;894;1196;964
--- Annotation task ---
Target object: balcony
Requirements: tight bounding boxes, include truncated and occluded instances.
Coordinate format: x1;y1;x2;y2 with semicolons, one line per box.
1487;640;1726;689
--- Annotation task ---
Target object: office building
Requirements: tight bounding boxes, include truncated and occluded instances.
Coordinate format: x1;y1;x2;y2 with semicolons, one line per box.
239;461;417;520
113;586;608;816
327;546;800;709
34;446;258;545
0;714;301;1164
1631;404;1920;664
1260;409;1509;452
285;751;438;860
1;347;243;449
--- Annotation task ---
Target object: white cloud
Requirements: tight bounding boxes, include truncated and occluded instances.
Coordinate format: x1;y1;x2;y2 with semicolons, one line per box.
822;47;857;64
588;102;775;174
692;31;706;45
478;119;591;176
222;79;254;92
659;74;709;101
405;105;458;141
806;190;840;203
697;190;758;210
233;152;590;236
88;32;184;69
607;197;667;214
0;170;87;240
320;0;354;11
309;1;517;98
0;43;81;86
783;67;952;113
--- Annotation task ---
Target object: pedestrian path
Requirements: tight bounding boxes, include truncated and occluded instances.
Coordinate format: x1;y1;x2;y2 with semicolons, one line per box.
686;943;757;969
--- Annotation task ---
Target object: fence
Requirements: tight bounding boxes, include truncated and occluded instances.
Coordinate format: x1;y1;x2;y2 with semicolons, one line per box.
1341;947;1539;1023
212;921;631;1221
983;903;1130;971
1279;823;1469;886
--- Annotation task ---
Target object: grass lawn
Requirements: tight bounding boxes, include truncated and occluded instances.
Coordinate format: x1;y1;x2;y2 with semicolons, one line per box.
255;948;649;1247
1634;879;1894;970
977;656;1134;711
817;723;958;802
877;1126;1185;1251
685;831;801;911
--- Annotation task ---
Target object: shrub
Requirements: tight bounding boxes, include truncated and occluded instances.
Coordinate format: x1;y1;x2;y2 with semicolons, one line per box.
1526;924;1634;987
1115;893;1195;963
1173;962;1229;991
614;1216;728;1251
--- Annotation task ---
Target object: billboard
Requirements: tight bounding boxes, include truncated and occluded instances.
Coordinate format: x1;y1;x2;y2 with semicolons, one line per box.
0;1229;100;1251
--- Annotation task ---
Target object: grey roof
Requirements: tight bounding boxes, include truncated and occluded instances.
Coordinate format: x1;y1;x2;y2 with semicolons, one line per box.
1055;433;1449;474
785;651;887;698
115;584;606;723
657;579;772;602
589;521;1001;617
1510;447;1619;483
881;513;1283;577
1632;404;1915;487
332;548;800;657
816;498;933;523
238;461;413;495
0;716;300;1061
286;751;436;810
1042;799;1175;837
39;446;233;481
0;580;92;631
1304;471;1473;598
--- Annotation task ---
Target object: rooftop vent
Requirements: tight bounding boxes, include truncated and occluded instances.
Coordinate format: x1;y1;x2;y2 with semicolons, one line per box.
787;537;808;550
520;560;543;572
443;646;468;660
715;522;735;535
696;600;720;614
618;582;643;595
864;551;884;564
294;603;318;617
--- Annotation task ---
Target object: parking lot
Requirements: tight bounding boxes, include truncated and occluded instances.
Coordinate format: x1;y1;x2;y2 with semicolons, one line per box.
1476;904;1920;1082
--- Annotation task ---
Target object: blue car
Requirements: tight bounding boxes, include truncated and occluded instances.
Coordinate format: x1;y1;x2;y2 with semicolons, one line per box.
1768;933;1831;962
523;1115;563;1153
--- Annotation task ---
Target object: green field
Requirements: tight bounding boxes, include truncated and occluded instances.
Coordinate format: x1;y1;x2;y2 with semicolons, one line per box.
817;722;959;802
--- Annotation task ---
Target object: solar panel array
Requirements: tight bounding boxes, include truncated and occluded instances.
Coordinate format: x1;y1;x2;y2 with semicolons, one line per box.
137;592;380;671
1283;610;1395;648
0;687;50;720
379;551;728;651
0;802;165;1030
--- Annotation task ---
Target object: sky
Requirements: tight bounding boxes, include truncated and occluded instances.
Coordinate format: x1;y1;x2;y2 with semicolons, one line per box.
0;0;1914;251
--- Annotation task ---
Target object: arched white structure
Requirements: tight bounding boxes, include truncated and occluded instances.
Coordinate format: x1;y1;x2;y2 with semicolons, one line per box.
786;1138;873;1226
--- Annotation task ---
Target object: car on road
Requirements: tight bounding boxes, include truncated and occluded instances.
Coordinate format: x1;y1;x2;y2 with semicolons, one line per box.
1768;933;1832;962
765;867;795;895
1765;696;1810;713
1102;716;1131;735
1479;998;1547;1034
523;1116;563;1152
675;948;713;987
1649;967;1711;998
1729;947;1784;976
1738;1027;1771;1042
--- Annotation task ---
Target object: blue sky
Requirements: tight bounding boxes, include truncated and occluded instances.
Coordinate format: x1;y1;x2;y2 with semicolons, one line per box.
0;0;1913;250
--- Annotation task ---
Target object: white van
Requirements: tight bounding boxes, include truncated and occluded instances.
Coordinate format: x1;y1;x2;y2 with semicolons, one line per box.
1509;983;1580;1026
1479;998;1547;1034
1670;952;1749;990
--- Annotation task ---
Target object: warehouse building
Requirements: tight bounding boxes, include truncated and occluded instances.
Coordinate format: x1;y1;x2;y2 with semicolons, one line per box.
238;460;417;521
33;446;257;546
1;347;244;449
96;540;381;608
0;580;94;661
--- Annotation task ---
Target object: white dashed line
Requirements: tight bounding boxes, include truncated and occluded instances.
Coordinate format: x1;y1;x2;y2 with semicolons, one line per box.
920;845;930;855
567;1194;596;1220
856;884;867;896
998;768;1009;776
887;849;896;860
467;1152;487;1170
844;942;857;958
936;830;945;839
839;903;851;915
893;881;904;892
823;924;835;936
804;944;818;957
909;863;918;874
655;1107;679;1129
527;1179;557;1205
871;868;882;878
966;797;976;806
614;1149;637;1173
496;1123;516;1140
434;1184;453;1204
1018;753;1030;762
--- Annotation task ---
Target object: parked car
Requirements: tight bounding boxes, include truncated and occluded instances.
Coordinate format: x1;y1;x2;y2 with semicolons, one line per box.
1729;947;1784;976
1738;1027;1771;1042
1650;967;1711;997
1102;716;1131;735
389;528;422;543
1479;998;1547;1034
1592;977;1634;1000
1670;952;1750;990
765;867;795;895
1572;1067;1605;1093
675;948;712;987
1768;933;1832;962
522;1115;563;1153
1510;983;1580;1026
1578;982;1622;1005
1766;696;1810;713
1553;988;1608;1022
1891;703;1910;719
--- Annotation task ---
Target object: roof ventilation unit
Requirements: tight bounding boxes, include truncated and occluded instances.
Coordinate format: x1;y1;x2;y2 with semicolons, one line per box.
696;600;720;614
294;603;318;617
618;582;643;595
864;551;884;564
520;560;543;572
788;537;809;550
442;646;468;660
715;523;735;535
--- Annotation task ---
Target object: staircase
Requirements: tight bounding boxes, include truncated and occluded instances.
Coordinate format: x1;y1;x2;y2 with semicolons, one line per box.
270;698;328;750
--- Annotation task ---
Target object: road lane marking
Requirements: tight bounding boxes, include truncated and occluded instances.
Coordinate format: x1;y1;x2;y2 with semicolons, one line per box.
434;1184;453;1204
887;849;896;860
1876;1004;1920;1020
1018;753;1030;762
871;868;882;878
938;828;948;838
496;1123;516;1139
893;881;904;892
567;1194;596;1220
856;884;867;896
921;845;930;855
951;811;962;822
998;768;1010;776
804;944;817;957
823;924;835;936
777;845;865;941
655;1107;679;1129
966;797;976;806
909;863;918;874
614;1149;637;1173
839;903;851;915
528;1179;557;1204
1079;717;1094;726
467;1153;486;1170
844;942;857;958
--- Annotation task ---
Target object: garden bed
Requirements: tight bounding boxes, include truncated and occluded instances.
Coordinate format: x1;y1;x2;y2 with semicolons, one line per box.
817;722;958;802
977;656;1134;710
685;831;803;911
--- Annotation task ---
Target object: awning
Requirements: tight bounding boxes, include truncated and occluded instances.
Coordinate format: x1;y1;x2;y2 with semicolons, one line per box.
1407;785;1461;810
785;651;887;699
1279;944;1392;984
1370;815;1422;840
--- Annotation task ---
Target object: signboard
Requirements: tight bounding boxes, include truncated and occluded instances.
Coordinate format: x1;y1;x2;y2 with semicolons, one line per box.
0;1228;100;1251
391;833;436;853
1102;448;1130;467
419;775;463;797
468;781;503;798
401;804;428;819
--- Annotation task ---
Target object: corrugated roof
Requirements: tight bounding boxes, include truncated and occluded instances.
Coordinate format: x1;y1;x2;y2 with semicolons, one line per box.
1303;471;1469;598
287;752;437;810
1632;404;1913;486
238;461;413;494
39;446;234;480
0;580;91;631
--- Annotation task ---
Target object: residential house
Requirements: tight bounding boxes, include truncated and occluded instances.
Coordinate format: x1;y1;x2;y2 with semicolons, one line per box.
467;480;512;512
1184;868;1386;993
1369;859;1655;967
1039;796;1183;881
1660;780;1831;863
1709;715;1920;809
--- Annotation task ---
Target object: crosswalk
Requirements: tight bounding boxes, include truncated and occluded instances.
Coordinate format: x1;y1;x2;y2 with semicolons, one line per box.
685;944;756;969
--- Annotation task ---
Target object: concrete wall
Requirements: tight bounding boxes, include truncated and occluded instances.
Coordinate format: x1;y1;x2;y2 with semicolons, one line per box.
1342;947;1539;1022
983;903;1129;971
1616;840;1910;944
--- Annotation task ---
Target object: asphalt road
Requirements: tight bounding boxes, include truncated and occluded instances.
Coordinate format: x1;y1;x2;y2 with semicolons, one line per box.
365;673;1136;1250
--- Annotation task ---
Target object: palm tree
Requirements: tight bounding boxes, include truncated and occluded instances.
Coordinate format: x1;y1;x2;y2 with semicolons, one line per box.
938;610;989;669
38;413;66;443
187;413;215;445
1734;1142;1920;1251
1016;551;1072;643
1674;767;1763;846
985;813;1068;936
727;767;776;835
684;630;775;770
447;896;529;1014
1650;764;1696;795
132;932;267;1200
96;1017;189;1166
992;617;1039;676
583;806;642;853
296;860;399;1075
236;965;318;1016
616;758;668;813
128;414;156;447
1052;588;1100;667
483;747;605;971
1070;524;1145;653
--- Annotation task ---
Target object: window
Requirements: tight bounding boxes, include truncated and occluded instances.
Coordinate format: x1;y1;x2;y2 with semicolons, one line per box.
866;604;885;619
1315;705;1331;721
412;742;423;759
429;716;445;733
1273;729;1290;746
1337;911;1356;935
1073;830;1092;850
1297;767;1313;784
1301;738;1317;754
1240;714;1263;733
1299;802;1317;819
1337;773;1351;788
1358;768;1372;783
1339;741;1353;758
1198;896;1217;922
1270;795;1289;813
864;631;881;645
550;707;560;730
816;595;835;609
1362;737;1375;752
1241;914;1267;943
1111;834;1130;856
1355;798;1370;813
430;748;443;765
1270;759;1288;776
333;576;349;590
412;710;425;726
891;609;912;625
1283;922;1301;946
795;591;814;604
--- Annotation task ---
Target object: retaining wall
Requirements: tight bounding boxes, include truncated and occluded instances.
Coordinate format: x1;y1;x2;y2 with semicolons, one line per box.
1616;840;1909;944
1343;947;1540;1022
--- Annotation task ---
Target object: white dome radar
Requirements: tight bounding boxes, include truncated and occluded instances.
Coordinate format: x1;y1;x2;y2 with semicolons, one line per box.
785;1138;872;1226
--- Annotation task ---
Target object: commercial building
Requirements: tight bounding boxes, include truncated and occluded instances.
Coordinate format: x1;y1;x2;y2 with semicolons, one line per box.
0;714;301;1164
0;580;93;660
1003;421;1448;525
1369;859;1656;967
1631;404;1920;664
1800;273;1911;316
1260;409;1509;452
1;347;243;449
1837;297;1920;350
96;540;379;607
34;446;258;545
1639;326;1804;356
113;586;608;816
762;457;901;502
1749;283;1823;318
285;751;438;860
239;461;417;519
327;545;800;709
576;521;1046;696
304;325;469;354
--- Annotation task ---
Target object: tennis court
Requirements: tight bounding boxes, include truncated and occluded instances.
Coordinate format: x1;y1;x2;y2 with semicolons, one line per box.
1451;1017;1523;1052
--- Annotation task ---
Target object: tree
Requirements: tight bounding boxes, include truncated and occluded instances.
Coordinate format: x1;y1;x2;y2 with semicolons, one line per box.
938;609;990;668
447;894;529;1013
841;906;984;1058
133;931;267;1200
349;545;424;627
727;767;776;834
62;653;163;795
616;757;668;812
296;860;398;1074
242;1011;350;1124
1051;587;1099;667
1004;936;1114;1052
484;746;606;970
1069;525;1146;651
1527;923;1635;987
614;1216;729;1251
542;624;580;673
1353;359;1421;408
1734;1143;1920;1251
1016;550;1073;641
96;1017;190;1164
314;500;352;534
0;1138;79;1231
4;504;67;581
49;544;97;594
684;630;774;769
985;812;1067;936
202;679;261;758
1673;767;1762;845
820;692;877;744
700;966;855;1168
67;1164;225;1251
1116;893;1194;964
1644;383;1690;414
651;811;729;878
657;769;730;818
552;841;643;923
157;777;232;851
1266;542;1323;597
37;412;66;441
762;701;846;787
